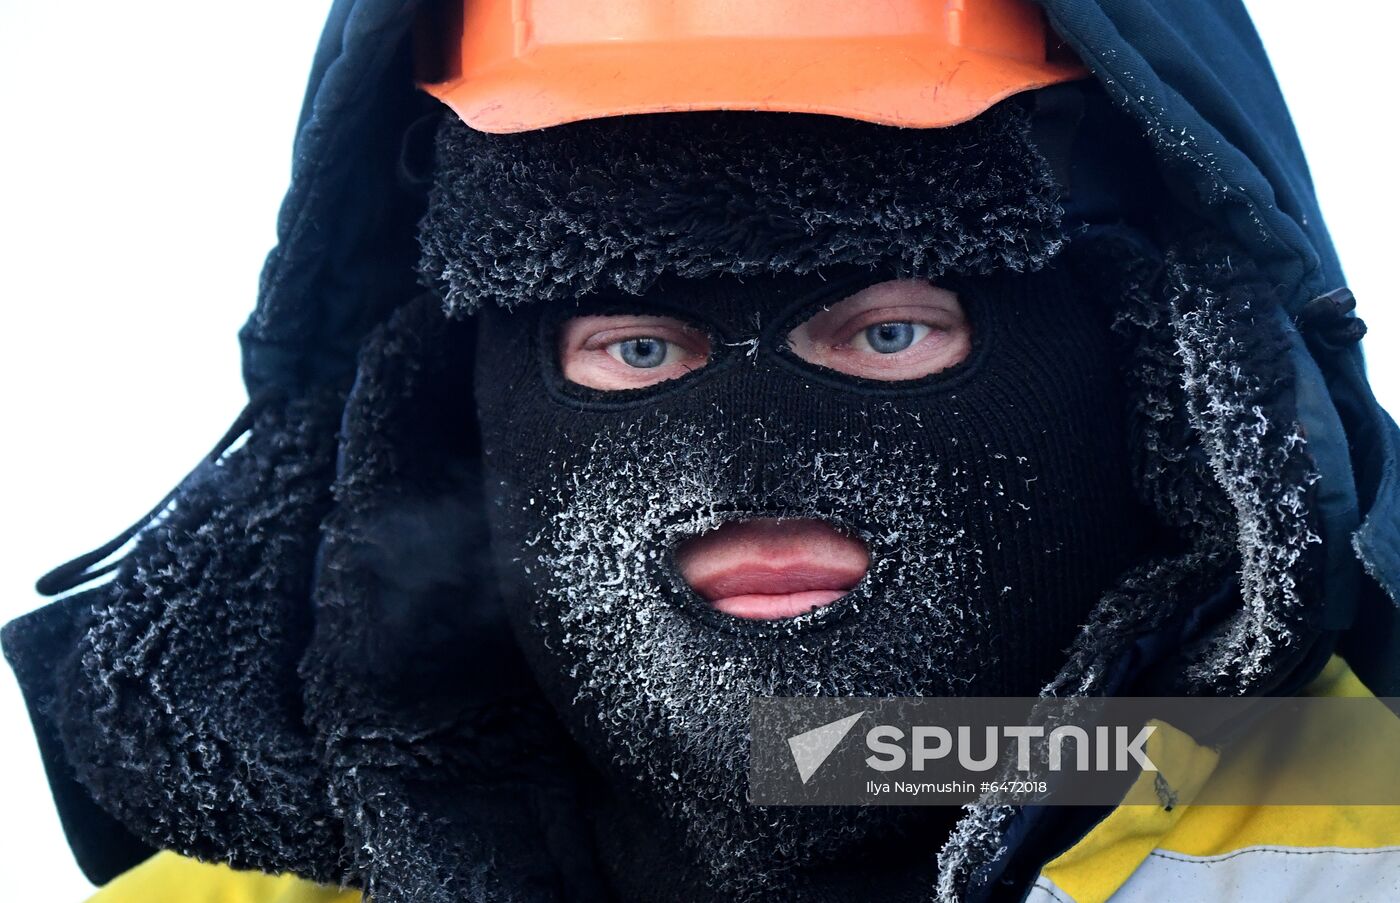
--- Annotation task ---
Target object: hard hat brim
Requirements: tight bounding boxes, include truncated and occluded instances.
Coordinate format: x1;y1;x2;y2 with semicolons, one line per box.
422;38;1087;133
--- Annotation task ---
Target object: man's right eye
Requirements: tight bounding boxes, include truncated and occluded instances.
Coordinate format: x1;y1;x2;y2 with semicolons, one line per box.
559;315;711;390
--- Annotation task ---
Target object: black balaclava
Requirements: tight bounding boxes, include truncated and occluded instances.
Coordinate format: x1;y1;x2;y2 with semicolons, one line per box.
472;261;1150;897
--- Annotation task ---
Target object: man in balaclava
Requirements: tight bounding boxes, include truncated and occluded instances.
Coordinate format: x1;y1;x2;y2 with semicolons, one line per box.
6;1;1399;902
421;105;1152;899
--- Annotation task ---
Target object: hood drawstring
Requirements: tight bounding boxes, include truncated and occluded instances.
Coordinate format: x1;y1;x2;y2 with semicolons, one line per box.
34;390;286;598
1298;287;1368;351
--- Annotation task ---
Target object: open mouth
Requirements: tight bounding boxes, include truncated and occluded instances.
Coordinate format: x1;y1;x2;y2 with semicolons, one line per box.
675;518;870;620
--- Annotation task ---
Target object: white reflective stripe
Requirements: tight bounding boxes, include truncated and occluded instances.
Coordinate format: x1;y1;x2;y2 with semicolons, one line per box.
1026;875;1077;902
1109;846;1400;902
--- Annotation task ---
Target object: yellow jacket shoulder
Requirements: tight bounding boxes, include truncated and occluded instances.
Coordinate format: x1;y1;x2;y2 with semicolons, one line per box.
87;851;360;903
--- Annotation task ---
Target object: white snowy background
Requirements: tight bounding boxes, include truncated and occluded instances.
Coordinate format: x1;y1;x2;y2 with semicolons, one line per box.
0;2;1395;899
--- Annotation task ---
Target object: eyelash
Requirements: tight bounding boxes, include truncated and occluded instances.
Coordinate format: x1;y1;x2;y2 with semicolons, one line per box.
582;327;692;348
838;316;945;346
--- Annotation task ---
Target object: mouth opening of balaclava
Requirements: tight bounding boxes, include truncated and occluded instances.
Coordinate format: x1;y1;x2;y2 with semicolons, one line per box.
419;105;1154;899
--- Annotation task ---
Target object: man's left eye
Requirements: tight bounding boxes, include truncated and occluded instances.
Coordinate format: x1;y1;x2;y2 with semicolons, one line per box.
853;322;931;354
607;337;676;368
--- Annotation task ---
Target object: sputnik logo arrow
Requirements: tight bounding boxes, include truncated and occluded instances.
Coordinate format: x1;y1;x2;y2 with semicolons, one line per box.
787;712;866;784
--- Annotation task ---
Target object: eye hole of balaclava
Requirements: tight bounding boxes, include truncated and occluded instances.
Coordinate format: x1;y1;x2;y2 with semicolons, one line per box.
469;263;1151;891
555;276;973;392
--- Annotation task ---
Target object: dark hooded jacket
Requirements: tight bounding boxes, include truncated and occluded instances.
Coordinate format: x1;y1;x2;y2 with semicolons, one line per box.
5;1;1398;901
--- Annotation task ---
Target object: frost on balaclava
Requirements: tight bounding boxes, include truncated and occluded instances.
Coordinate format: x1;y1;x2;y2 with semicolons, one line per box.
470;262;1151;895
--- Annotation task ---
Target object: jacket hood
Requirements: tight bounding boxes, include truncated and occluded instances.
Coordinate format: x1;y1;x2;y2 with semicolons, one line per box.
5;1;1398;900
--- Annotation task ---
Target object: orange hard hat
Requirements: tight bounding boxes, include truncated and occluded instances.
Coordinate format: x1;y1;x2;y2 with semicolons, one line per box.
416;0;1088;134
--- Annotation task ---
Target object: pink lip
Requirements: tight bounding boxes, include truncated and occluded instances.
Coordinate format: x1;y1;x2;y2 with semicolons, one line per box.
676;518;870;621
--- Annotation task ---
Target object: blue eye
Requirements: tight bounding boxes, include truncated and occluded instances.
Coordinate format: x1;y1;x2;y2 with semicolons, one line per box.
860;322;929;354
611;337;670;368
